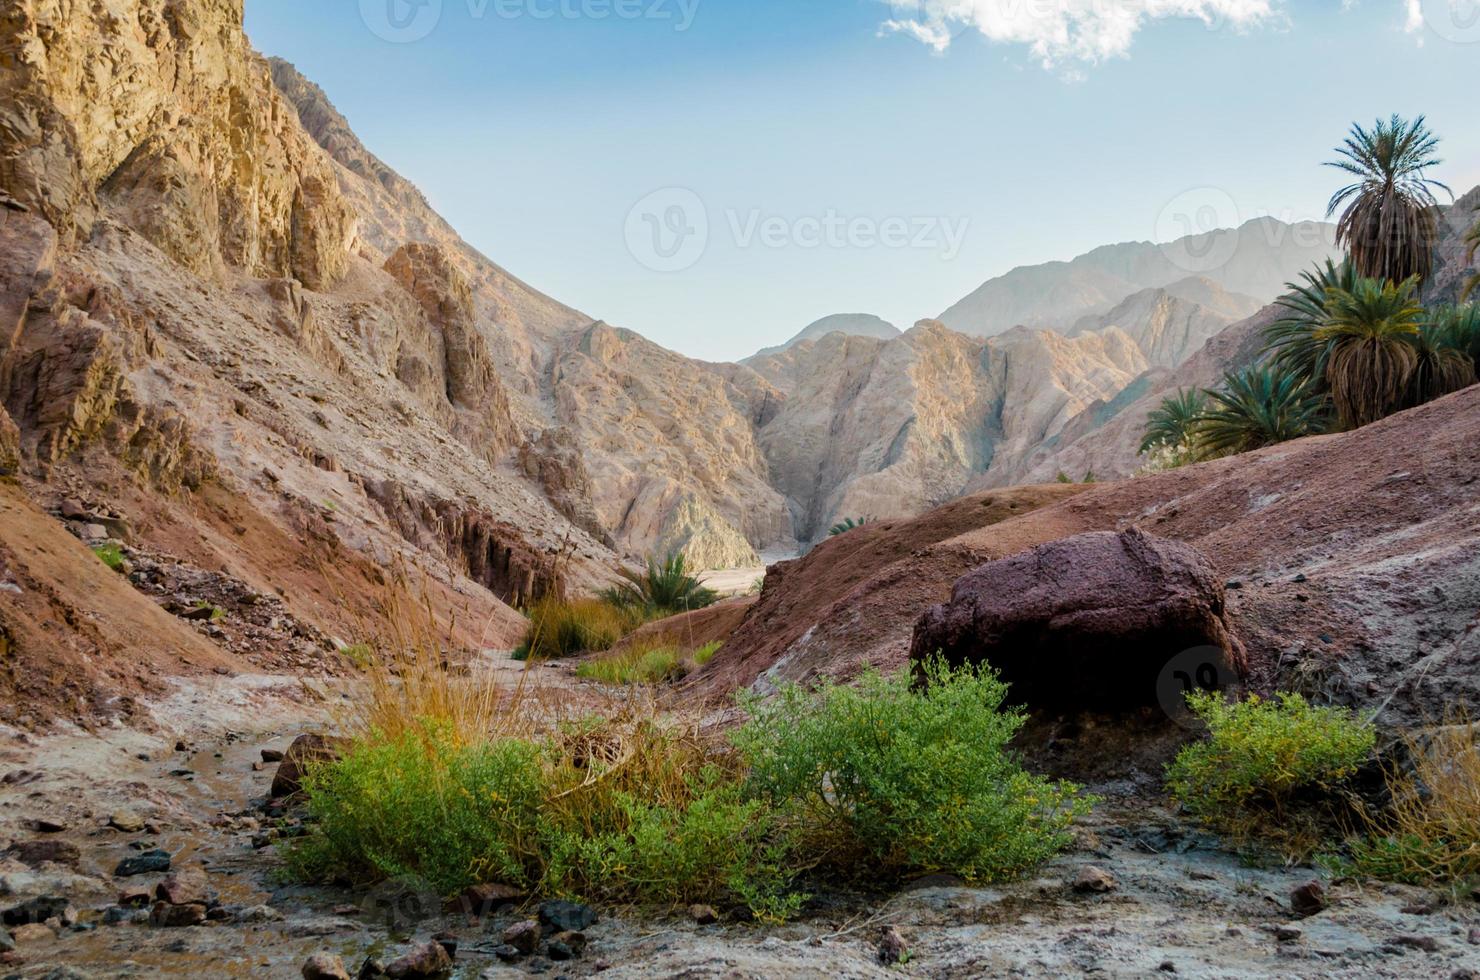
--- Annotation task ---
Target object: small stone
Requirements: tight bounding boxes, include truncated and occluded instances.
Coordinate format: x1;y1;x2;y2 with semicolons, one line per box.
538;899;597;933
118;886;152;908
110;809;147;833
2;896;69;927
302;952;352;980
384;939;452;977
149;901;207;927
688;903;718;925
270;734;346;799
877;925;907;965
503;920;541;954
546;931;586;961
102;907;144;926
235;905;284;923
23;817;68;834
261;748;285;763
9;922;54;944
492;944;522;962
1159;962;1177;973
1274;925;1303;942
6;840;81;869
1071;865;1117;893
432;931;457;958
1392;934;1440;952
1469;926;1480;945
356;957;386;980
447;881;523;916
155;869;209;906
1290;880;1327;917
115;849;171;877
0;926;12;953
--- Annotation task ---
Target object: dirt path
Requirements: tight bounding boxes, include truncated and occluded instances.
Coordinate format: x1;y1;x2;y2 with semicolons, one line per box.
1;668;1476;979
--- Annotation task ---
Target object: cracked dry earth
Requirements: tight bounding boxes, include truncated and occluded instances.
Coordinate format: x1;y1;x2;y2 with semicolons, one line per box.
2;670;1477;980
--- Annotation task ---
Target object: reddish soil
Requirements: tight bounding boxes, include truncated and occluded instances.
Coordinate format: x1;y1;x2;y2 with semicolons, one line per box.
691;385;1480;737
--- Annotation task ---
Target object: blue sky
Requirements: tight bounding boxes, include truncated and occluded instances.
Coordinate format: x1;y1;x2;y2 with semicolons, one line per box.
244;1;1480;361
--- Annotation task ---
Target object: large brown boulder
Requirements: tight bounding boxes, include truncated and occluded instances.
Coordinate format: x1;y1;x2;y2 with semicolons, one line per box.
270;734;348;799
909;528;1245;712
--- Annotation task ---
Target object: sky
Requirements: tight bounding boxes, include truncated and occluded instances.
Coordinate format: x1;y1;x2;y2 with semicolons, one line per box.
244;0;1480;362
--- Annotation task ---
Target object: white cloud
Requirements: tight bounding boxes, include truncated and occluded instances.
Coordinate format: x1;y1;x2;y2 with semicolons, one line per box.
880;0;1283;67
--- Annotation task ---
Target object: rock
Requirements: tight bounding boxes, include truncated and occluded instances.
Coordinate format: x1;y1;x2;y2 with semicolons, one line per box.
118;885;152;908
114;849;171;877
538;899;597;933
261;748;286;763
6;840;80;869
2;896;69;927
356;957;386;979
303;952;352;980
23;818;68;834
1158;961;1177;973
546;931;586;960
1274;925;1303;942
878;925;908;965
492;944;522;962
1392;934;1441;952
688;903;718;925
155;869;209;906
446;881;523;916
0;405;19;476
149;901;207;927
102;906;145;926
383;939;453;977
503;920;541;954
9;922;54;944
235;905;284;923
910;528;1245;711
0;926;11;953
270;734;347;798
109;809;147;833
1290;881;1328;917
1469;926;1480;945
1071;865;1118;894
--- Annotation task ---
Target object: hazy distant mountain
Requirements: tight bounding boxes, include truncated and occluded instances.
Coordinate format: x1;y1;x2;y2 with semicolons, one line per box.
746;314;900;362
939;218;1341;337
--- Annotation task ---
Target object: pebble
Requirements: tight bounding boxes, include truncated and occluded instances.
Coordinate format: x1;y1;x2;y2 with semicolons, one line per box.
109;809;147;833
383;939;453;977
149;901;207;927
155;868;210;906
877;925;908;965
503;920;541;954
1071;865;1118;893
1391;934;1441;952
1290;880;1327;917
302;952;352;980
115;849;171;877
1274;925;1303;942
538;899;597;933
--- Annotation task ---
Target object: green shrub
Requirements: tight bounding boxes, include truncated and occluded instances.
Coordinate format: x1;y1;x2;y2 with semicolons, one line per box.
828;517;870;536
339;643;375;670
286;722;544;895
91;542;125;572
1166;692;1374;832
692;640;722;666
732;658;1094;882
576;645;683;685
602;553;718;616
519;597;639;660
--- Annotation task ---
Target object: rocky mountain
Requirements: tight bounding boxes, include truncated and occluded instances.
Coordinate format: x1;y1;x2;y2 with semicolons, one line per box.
939;218;1341;337
745;313;900;361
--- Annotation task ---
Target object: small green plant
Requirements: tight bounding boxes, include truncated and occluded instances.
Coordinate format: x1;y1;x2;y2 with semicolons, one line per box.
602;552;718;616
518;596;639;660
1140;388;1208;460
193;601;226;622
1197;365;1329;457
1166;692;1375;837
733;658;1094;882
91;542;126;572
576;644;683;685
828;516;870;536
692;640;722;666
339;643;375;670
1055;470;1072;484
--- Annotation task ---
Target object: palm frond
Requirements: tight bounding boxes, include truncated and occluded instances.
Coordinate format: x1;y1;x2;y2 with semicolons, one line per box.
1198;365;1330;457
1139;388;1209;455
1263;258;1361;383
1315;276;1426;428
601;552;718;615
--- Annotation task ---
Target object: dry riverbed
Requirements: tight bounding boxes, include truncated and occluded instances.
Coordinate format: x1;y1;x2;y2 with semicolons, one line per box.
1;667;1477;979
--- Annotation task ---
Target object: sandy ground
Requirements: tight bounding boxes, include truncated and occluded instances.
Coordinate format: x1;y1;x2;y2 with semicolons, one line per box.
2;665;1477;979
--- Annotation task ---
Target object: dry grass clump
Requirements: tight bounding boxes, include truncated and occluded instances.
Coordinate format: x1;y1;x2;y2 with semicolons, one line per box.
575;640;723;686
516;596;648;661
1351;717;1480;885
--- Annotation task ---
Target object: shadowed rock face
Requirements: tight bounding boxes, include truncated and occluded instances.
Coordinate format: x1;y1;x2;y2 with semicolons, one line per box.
909;528;1245;712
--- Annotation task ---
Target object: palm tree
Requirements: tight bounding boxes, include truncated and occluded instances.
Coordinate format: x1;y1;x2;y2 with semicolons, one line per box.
828;516;870;536
602;552;718;615
1198;365;1329;457
1263;259;1360;384
1315;276;1428;427
1326;115;1451;284
1407;323;1475;406
1424;303;1480;387
1139;388;1209;455
1464;210;1479;300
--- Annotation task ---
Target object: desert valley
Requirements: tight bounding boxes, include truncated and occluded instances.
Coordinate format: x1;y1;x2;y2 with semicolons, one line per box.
1;1;1479;977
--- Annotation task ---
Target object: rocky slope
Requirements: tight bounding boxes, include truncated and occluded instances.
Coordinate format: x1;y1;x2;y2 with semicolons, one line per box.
745;312;901;361
939;218;1340;337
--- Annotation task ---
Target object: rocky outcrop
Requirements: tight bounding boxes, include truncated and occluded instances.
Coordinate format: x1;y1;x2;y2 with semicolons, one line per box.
745;313;901;361
0;403;18;475
909;528;1246;711
0;0;356;288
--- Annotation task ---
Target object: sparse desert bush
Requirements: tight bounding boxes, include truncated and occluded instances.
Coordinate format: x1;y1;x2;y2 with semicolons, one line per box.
91;542;125;571
692;640;722;666
1350;718;1480;886
518;596;639;661
602;553;718;617
733;658;1094;882
338;642;375;670
1167;692;1375;843
577;639;725;685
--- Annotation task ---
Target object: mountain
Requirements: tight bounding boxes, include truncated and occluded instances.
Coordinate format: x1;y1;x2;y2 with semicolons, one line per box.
939;218;1341;337
745;313;900;361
